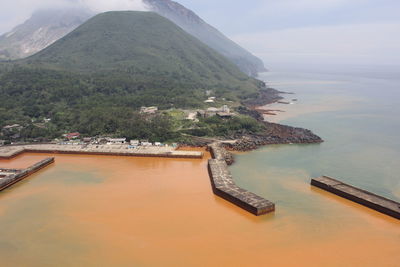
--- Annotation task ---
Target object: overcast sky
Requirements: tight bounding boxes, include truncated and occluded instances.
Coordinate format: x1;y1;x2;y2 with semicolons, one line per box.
1;0;400;68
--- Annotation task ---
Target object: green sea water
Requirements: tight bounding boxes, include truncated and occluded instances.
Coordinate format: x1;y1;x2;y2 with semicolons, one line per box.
231;67;400;217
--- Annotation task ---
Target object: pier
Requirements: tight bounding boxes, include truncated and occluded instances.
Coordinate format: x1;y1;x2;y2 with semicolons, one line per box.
0;158;54;191
0;144;203;159
312;176;400;220
208;143;275;216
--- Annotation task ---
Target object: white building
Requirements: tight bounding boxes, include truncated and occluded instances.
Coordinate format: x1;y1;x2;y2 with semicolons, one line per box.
130;140;140;146
140;106;158;114
106;138;126;144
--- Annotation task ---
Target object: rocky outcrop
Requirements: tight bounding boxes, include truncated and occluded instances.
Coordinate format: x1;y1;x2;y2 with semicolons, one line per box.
0;8;93;60
241;88;284;108
227;122;323;151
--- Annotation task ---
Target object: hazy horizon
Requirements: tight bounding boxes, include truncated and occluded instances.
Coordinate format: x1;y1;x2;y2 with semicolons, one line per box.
1;0;399;69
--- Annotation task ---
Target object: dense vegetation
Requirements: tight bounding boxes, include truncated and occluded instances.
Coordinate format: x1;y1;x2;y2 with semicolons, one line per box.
0;11;266;142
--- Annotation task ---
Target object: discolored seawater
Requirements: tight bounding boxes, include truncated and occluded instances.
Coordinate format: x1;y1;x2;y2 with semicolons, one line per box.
1;68;400;266
0;150;399;266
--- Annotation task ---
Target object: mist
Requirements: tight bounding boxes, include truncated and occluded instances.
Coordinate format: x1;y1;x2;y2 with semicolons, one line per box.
0;0;148;34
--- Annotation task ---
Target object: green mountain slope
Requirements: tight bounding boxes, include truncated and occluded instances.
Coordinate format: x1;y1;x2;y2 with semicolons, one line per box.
0;11;266;141
24;11;257;88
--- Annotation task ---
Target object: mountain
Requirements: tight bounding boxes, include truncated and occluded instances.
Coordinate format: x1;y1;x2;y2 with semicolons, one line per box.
0;8;93;61
0;11;266;141
23;11;256;86
0;11;263;117
143;0;266;76
0;0;266;76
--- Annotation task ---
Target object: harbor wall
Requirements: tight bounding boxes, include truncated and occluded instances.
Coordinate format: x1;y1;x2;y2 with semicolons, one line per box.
312;176;400;220
207;143;275;216
0;146;203;159
0;158;55;191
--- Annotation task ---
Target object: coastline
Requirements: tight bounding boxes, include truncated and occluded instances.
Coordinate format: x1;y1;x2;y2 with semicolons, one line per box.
184;87;323;152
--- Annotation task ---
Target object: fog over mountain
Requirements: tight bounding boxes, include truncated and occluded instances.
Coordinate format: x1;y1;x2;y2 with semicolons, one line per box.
0;0;266;76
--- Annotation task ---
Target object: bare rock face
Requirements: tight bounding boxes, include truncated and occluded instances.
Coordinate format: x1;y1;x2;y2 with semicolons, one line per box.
0;8;93;60
143;0;267;76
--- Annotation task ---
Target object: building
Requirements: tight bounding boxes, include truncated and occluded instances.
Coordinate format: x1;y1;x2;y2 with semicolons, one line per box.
107;138;126;144
217;112;234;118
0;140;5;146
65;132;80;140
83;137;93;143
221;105;230;113
140;106;158;114
130;140;140;146
199;105;234;118
140;140;153;146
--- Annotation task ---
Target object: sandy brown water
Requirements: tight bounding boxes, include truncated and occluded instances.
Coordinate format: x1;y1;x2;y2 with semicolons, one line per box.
0;152;399;267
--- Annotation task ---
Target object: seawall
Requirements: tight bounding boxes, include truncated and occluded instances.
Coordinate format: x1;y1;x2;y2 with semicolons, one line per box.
0;157;55;191
207;143;275;216
312;176;400;220
0;145;203;159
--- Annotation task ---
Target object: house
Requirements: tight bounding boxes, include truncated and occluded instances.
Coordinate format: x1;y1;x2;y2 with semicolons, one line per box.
206;107;220;117
140;106;158;114
130;140;140;146
217;112;234;118
204;105;233;118
107;138;126;144
141;141;153;146
65;132;80;140
83;137;93;143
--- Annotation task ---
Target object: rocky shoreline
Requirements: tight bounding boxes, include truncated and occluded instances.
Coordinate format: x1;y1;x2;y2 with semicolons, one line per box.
183;87;323;152
224;122;323;151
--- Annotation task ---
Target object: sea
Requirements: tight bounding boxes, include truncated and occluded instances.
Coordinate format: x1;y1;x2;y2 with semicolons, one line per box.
0;65;399;266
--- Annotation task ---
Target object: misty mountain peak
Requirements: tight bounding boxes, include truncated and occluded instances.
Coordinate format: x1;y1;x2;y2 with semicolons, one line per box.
0;0;265;76
0;7;94;60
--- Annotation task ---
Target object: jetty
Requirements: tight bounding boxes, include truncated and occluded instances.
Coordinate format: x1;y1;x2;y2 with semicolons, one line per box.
0;144;203;159
311;176;400;220
0;157;54;191
208;143;275;216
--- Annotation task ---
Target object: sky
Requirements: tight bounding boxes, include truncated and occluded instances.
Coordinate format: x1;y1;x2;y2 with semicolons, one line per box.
1;0;400;68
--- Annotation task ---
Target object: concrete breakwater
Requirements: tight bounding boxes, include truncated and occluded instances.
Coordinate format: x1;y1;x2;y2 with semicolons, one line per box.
0;144;203;159
312;176;400;220
0;157;54;191
208;143;275;216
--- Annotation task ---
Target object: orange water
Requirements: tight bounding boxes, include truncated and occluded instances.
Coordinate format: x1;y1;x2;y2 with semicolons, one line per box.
0;152;399;266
